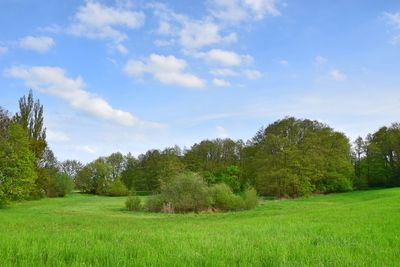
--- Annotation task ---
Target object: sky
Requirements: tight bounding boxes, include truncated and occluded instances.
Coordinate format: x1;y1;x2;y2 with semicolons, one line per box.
0;0;400;162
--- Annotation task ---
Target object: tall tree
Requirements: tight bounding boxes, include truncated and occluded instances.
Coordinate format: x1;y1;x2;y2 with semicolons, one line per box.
14;90;47;162
0;107;11;140
61;160;83;181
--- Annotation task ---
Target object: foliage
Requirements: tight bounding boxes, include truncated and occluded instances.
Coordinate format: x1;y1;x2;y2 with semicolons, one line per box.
184;139;243;186
243;186;258;210
0;107;11;140
205;165;242;192
47;173;74;197
161;172;211;213
60;160;83;182
107;178;129;196
121;148;185;193
244;117;353;197
354;124;400;188
75;165;95;193
125;195;142;211
145;194;165;212
209;183;244;211
0;123;37;201
14;90;47;164
0;172;8;207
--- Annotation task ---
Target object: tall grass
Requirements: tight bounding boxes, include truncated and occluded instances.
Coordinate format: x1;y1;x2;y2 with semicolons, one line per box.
1;188;399;266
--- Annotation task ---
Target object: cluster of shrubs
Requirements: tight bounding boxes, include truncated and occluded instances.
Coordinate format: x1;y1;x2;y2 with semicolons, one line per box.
125;172;258;213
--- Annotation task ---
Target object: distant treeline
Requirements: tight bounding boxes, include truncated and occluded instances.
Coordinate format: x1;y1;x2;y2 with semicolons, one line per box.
74;117;399;198
1;91;399;207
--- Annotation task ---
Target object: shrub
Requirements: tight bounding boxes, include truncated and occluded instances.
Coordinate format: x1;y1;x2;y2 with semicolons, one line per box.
210;183;244;211
145;194;165;212
317;172;353;193
47;173;74;197
0;187;7;208
161;172;211;213
125;196;142;211
107;178;129;196
243;186;258;210
0;172;8;207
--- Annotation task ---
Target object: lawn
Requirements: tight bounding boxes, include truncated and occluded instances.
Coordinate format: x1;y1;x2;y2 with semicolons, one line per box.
0;188;399;266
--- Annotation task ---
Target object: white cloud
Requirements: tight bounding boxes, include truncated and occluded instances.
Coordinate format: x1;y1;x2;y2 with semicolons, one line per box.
244;0;280;19
47;130;70;142
0;46;8;55
158;21;172;35
328;69;347;82
243;69;262;79
179;20;236;49
38;24;62;33
19;36;55;53
210;68;239;76
384;12;400;45
124;54;206;88
154;39;175;47
191;49;252;66
213;78;231;87
69;1;144;43
209;0;280;24
216;125;228;138
5;65;161;128
114;43;128;54
314;55;327;66
279;59;288;65
76;145;97;154
149;3;237;50
384;12;400;28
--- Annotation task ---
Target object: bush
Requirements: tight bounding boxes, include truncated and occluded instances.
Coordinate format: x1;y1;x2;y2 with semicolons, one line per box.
125;196;142;211
243;186;258;210
47;173;74;197
0;188;7;208
317;173;353;193
107;178;129;196
145;194;165;212
161;172;211;213
210;183;244;211
0;172;8;207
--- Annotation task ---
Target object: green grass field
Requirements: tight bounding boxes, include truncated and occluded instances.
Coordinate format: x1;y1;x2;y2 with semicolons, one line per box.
1;188;399;266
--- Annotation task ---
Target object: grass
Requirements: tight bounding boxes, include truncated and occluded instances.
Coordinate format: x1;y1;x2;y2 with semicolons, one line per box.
1;188;400;266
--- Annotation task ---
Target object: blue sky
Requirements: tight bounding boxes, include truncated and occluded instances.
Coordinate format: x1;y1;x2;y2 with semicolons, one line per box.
1;0;400;162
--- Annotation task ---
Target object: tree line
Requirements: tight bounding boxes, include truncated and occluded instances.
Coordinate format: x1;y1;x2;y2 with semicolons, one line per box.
1;91;399;207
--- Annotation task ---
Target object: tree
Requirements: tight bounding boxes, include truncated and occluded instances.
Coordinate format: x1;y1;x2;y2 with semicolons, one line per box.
106;152;125;180
47;173;74;197
14;90;47;163
361;124;400;187
161;172;211;213
0;123;37;201
0;107;11;140
61;160;83;181
243;117;353;197
184;138;244;188
120;154;138;190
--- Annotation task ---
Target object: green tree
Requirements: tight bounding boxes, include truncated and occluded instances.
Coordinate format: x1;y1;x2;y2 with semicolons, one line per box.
0;123;37;201
0;107;11;140
61;160;83;182
14;90;47;163
362;124;400;187
244;117;353;197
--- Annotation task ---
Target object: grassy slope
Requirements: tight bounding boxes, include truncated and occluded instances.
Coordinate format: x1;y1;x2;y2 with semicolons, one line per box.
0;189;399;267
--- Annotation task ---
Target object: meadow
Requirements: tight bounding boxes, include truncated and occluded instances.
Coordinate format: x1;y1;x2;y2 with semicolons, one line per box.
0;188;399;267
